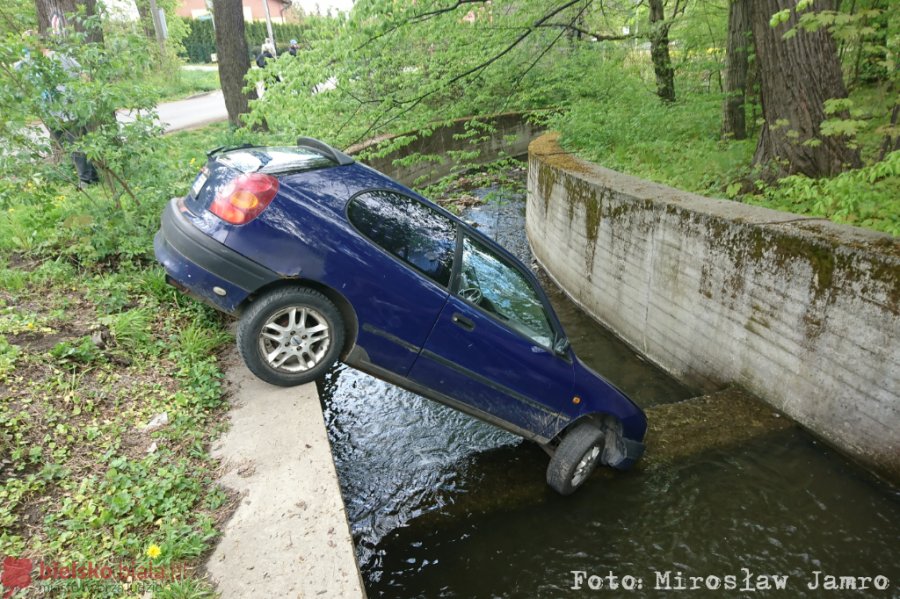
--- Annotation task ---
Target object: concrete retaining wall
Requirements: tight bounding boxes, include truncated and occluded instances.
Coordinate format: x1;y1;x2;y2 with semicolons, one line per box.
526;133;900;481
347;112;544;188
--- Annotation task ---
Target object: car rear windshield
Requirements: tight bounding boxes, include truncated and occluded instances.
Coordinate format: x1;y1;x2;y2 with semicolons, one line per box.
216;147;335;175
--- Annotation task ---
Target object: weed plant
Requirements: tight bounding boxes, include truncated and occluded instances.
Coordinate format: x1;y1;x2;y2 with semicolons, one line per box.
0;123;240;597
553;66;898;236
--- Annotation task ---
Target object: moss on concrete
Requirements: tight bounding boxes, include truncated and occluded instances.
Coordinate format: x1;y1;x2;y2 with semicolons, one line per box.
536;162;556;214
528;131;900;481
562;175;602;246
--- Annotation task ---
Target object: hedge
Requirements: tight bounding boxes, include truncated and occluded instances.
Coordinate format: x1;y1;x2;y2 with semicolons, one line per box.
179;18;315;63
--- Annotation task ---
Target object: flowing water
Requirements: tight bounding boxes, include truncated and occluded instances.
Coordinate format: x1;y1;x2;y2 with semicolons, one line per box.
317;173;900;598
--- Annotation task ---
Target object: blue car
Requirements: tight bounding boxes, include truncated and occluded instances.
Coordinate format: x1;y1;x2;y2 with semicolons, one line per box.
154;137;647;494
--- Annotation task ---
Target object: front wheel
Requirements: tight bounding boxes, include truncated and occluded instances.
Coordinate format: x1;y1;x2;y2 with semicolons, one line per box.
237;287;345;387
546;421;606;495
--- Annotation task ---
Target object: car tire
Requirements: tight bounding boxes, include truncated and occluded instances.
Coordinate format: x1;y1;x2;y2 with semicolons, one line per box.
237;286;345;387
546;421;606;495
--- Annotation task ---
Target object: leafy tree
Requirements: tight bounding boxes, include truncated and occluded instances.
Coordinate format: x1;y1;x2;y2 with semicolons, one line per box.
34;0;101;43
722;0;751;139
751;0;861;177
648;0;678;102
133;0;189;70
0;3;164;201
248;0;635;146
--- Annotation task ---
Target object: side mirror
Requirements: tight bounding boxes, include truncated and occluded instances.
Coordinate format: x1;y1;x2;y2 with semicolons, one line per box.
553;337;570;356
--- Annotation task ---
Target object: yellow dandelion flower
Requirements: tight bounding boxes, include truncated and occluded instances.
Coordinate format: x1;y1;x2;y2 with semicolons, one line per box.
146;544;162;559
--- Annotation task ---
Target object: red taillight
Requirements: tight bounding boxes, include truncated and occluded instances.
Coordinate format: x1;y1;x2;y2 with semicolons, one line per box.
209;173;279;225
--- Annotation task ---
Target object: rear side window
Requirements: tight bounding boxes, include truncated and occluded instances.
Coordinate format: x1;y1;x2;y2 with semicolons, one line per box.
348;191;457;287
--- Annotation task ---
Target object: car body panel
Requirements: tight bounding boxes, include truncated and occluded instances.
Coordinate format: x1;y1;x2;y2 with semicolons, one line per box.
154;141;648;456
408;294;574;441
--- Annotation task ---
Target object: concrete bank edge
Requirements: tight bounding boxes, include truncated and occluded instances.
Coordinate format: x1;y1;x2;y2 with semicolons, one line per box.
205;355;366;598
526;132;899;482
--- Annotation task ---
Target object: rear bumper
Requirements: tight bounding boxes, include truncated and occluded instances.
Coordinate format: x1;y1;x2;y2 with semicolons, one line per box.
154;198;280;314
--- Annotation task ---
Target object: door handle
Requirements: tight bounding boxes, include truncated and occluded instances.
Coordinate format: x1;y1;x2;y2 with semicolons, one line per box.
451;313;475;331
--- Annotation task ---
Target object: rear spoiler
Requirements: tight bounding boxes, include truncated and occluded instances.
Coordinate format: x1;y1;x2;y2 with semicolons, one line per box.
296;137;354;166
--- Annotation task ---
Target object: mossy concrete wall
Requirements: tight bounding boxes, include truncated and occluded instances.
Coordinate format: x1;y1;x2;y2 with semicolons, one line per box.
347;112;543;188
527;133;900;481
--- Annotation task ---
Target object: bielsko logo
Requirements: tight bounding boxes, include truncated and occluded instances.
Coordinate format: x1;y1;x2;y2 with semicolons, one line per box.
1;557;33;598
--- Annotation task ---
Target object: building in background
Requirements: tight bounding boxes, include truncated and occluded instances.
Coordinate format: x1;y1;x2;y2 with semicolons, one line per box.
176;0;292;22
176;0;351;20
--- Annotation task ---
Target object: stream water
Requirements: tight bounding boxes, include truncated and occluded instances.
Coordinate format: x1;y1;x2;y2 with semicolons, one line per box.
317;173;900;598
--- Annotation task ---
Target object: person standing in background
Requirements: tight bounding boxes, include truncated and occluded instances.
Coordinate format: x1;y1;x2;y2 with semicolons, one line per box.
15;33;99;188
256;38;276;68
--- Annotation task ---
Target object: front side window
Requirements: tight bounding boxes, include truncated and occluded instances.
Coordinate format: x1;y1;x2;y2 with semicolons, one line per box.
348;190;457;286
456;235;555;347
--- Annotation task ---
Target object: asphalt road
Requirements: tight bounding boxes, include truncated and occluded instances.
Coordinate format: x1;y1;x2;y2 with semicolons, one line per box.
118;89;228;134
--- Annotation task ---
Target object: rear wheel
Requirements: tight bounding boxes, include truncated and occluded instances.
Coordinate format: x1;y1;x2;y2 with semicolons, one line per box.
546;421;606;495
237;287;344;387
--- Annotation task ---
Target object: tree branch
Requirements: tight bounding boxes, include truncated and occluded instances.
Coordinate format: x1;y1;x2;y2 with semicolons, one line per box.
410;0;491;23
350;0;592;145
536;22;634;41
515;2;593;89
355;0;491;51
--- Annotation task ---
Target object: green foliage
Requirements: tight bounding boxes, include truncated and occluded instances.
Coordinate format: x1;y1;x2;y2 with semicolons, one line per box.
179;16;328;63
0;1;35;38
50;336;103;365
0;335;20;379
246;1;640;147
748;150;900;235
791;2;897;87
0;110;234;596
151;68;220;102
175;322;231;361
99;308;154;354
554;64;755;195
179;16;215;64
0;13;165;200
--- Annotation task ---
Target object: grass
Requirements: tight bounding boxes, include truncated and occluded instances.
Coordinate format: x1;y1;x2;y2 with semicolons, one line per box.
152;68;220;103
0;123;239;597
555;70;899;236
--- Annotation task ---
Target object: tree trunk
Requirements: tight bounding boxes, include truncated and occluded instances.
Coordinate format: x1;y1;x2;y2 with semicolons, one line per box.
648;0;675;103
34;0;79;36
82;0;101;44
879;102;900;160
34;0;103;43
212;0;256;127
722;0;751;140
750;0;862;177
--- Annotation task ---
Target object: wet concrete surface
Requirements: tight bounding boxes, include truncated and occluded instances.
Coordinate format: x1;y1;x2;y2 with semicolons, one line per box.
207;354;365;598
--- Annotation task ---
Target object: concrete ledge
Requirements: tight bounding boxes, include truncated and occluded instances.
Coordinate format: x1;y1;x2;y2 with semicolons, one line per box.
347;111;545;188
206;356;365;598
526;132;900;481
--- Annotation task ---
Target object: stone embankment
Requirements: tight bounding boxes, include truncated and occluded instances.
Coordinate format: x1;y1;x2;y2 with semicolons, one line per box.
526;132;899;482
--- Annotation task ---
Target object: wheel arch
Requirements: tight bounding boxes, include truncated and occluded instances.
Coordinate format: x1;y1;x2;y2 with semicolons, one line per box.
238;278;359;361
543;412;625;460
552;412;622;445
557;412;644;470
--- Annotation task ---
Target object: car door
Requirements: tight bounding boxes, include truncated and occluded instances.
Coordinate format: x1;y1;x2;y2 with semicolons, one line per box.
344;190;455;376
407;232;574;441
